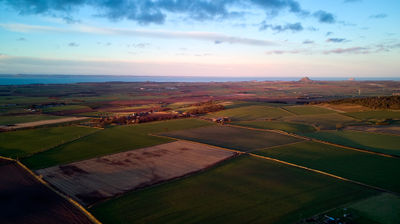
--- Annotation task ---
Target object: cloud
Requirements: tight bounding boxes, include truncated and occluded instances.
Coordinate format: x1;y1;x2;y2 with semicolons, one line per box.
0;0;334;25
323;47;369;54
68;42;79;47
326;32;333;36
369;13;388;19
260;22;303;32
302;40;314;44
16;37;26;41
313;10;335;23
265;49;310;55
326;38;347;43
0;23;276;47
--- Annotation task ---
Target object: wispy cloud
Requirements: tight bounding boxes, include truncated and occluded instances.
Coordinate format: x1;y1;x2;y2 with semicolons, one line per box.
259;22;303;32
265;49;310;55
16;37;26;41
323;47;369;54
343;0;362;3
68;42;79;47
302;40;314;44
369;13;388;19
326;38;348;43
0;23;277;47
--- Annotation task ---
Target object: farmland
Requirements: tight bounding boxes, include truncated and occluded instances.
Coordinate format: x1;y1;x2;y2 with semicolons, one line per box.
0;114;61;125
305;130;400;156
23;119;213;169
0;126;98;159
281;113;358;130
345;110;400;120
232;120;316;133
91;156;377;224
205;105;292;121
0;159;92;224
282;105;336;115
161;125;301;152
37;141;236;205
254;141;400;193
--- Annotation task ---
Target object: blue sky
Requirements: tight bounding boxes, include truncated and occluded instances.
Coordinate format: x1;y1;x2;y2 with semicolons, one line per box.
0;0;399;77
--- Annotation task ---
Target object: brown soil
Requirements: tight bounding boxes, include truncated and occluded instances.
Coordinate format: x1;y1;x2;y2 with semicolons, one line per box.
0;159;92;224
0;117;89;130
37;141;236;206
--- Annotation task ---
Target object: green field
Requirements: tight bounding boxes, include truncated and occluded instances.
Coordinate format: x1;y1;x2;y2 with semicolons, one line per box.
282;105;336;115
22;119;213;169
161;125;301;152
254;141;400;193
282;113;358;130
91;156;376;224
345;110;400;120
0;126;98;159
42;105;91;112
0;114;62;125
205;105;292;121
305;130;400;156
232;121;315;133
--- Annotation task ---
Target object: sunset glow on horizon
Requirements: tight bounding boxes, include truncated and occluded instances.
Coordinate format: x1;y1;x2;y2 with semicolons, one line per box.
0;0;399;78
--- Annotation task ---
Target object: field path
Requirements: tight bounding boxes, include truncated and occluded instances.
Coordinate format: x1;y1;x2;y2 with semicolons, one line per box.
225;124;400;159
153;134;400;197
0;117;89;130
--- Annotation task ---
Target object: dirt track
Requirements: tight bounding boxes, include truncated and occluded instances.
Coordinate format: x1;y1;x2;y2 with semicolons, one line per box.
37;141;236;205
0;159;92;224
0;117;89;130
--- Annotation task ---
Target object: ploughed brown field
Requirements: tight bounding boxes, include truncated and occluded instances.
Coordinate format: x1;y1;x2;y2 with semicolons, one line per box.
0;159;92;224
37;141;236;205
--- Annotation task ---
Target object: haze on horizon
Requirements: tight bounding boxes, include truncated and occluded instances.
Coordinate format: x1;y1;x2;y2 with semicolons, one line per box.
0;0;399;78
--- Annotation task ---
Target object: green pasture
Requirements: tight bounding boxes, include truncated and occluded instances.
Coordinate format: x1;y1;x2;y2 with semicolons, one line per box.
345;110;400;120
254;141;400;193
232;121;316;133
282;113;358;130
162;125;302;152
42;105;91;112
23;119;213;169
91;156;376;224
205;105;292;121
305;130;400;156
0;126;97;159
282;105;336;115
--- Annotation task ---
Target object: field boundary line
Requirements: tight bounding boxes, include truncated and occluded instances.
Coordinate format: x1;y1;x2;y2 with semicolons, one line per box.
249;153;399;196
152;134;399;196
254;140;307;152
0;156;102;224
278;107;297;115
226;124;399;159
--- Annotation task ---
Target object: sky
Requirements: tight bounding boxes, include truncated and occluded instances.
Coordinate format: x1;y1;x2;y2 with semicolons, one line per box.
0;0;399;78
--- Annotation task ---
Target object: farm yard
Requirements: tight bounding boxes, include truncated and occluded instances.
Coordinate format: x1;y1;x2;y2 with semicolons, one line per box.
91;156;377;224
37;141;236;205
161;125;301;152
0;159;93;224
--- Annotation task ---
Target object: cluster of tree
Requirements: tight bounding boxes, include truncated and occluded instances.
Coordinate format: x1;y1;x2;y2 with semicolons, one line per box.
187;103;225;115
314;96;400;109
93;113;189;127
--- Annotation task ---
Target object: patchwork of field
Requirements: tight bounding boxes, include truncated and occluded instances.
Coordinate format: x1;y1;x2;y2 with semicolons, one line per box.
345;110;400;120
282;105;336;115
205;105;292;121
0;116;90;130
37;141;236;205
161;125;301;152
305;130;400;156
0;114;62;125
232;120;315;133
254;141;400;193
23;119;213;169
91;156;377;224
0;126;98;159
42;105;91;113
0;159;92;224
281;113;358;130
346;125;400;135
318;103;370;112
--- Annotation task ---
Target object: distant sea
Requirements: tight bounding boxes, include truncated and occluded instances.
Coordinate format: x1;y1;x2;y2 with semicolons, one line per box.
0;74;399;85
